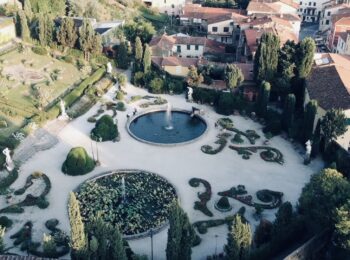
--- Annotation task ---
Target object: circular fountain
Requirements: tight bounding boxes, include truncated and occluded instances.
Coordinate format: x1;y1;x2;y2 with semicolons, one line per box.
127;104;207;145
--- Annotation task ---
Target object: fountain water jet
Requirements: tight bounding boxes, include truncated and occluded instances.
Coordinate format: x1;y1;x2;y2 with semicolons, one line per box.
165;103;173;130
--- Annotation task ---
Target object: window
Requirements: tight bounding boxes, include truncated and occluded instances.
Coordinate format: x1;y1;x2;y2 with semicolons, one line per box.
326;20;329;25
195;45;199;50
327;11;331;16
223;27;229;32
309;2;311;5
187;45;190;50
212;26;218;32
177;45;181;52
313;2;316;6
299;1;302;4
300;8;303;12
230;22;234;26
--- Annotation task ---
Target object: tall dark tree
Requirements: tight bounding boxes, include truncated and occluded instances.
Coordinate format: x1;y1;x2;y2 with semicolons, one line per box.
116;42;129;69
37;13;53;46
303;100;318;142
272;202;293;235
109;228;127;260
135;36;143;62
69;192;88;260
311;119;321;157
79;19;100;60
296;37;316;79
333;200;350;250
166;201;195;260
143;43;151;73
24;0;33;21
321;109;347;148
282;94;296;133
257;81;271;118
225;64;244;89
17;10;30;41
87;214;109;259
254;219;272;247
57;17;78;50
225;214;252;260
254;32;280;82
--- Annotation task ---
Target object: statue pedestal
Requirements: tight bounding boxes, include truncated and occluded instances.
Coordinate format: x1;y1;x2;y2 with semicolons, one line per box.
5;162;14;172
58;114;70;121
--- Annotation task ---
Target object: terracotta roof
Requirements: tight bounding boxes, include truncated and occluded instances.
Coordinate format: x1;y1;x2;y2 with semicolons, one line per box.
338;31;349;42
244;29;266;54
151;56;204;68
234;63;254;81
181;3;246;20
174;36;206;45
149;34;176;50
247;2;279;13
307;53;350;110
204;39;226;54
334;16;350;26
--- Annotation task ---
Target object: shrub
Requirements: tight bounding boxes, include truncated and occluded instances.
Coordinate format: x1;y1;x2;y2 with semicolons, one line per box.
61;147;95;176
133;71;144;87
0;120;7;128
115;102;126;111
32;46;48;55
215;196;232;212
87;117;96;123
0;216;13;228
216;92;234;115
149;77;164;94
232;133;244;144
116;91;124;100
91;115;118;141
62;55;74;64
37;197;49;209
45;219;59;232
117;73;127;87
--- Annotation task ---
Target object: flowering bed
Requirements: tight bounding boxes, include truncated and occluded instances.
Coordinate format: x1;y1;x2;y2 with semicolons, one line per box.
75;170;177;236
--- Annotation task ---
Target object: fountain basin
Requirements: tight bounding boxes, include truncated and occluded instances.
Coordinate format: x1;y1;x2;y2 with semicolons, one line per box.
127;108;207;145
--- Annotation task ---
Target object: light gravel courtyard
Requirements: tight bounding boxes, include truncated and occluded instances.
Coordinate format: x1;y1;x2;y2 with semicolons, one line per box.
2;73;324;259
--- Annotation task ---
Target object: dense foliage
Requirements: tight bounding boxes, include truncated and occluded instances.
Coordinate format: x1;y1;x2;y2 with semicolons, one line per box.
91;115;118;142
62;147;95;176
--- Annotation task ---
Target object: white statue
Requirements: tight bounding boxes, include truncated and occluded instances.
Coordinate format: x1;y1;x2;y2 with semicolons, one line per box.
187;87;193;102
305;140;312;164
2;148;14;171
58;99;69;120
107;62;113;74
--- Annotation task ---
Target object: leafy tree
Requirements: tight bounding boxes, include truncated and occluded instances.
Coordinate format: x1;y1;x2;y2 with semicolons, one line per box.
254;33;280;82
225;64;244;89
321;109;347;148
30;0;66;16
298;168;350;232
135;36;143;62
225;214;252;260
296;37;316;79
186;65;203;87
143;44;151;73
303;100;318;142
17;10;30;41
124;20;156;43
87;214;109;259
256;81;271;118
62;147;95;176
333;200;350;250
166;201;195;260
69;192;88;260
91;115;118;142
57;17;78;50
282;94;296;133
116;42;129;69
149;77;164;93
43;233;57;256
0;226;6;254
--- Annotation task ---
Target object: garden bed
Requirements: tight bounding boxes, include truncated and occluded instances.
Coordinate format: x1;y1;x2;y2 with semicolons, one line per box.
75;170;177;236
229;145;284;164
189;178;213;217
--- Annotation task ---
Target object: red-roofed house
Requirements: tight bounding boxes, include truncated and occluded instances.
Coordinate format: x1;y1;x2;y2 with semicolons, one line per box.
319;3;350;32
247;0;299;16
336;31;350;54
327;14;350;51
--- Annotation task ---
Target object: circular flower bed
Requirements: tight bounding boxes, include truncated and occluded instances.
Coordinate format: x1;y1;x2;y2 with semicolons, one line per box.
75;170;177;236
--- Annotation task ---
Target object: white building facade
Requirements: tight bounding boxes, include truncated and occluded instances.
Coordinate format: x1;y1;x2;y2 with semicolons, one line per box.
143;0;186;15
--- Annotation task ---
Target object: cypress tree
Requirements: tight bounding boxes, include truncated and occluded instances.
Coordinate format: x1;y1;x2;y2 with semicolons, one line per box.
311;119;321;157
166;201;195;260
254;33;280;82
37;13;53;46
257;81;271;118
109;227;127;260
225;214;252;260
24;0;33;22
143;43;151;73
225;64;244;89
296;37;316;79
303;100;318;142
87;214;109;259
135;36;143;62
68;192;87;260
116;42;129;69
17;10;30;42
79;19;95;60
57;17;78;49
282;94;296;133
0;226;5;254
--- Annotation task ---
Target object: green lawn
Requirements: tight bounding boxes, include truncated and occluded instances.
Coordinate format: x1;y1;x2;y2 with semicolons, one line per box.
0;49;83;139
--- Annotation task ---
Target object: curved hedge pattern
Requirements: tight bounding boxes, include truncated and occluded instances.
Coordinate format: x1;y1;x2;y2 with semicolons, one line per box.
229;145;284;164
189;178;213;217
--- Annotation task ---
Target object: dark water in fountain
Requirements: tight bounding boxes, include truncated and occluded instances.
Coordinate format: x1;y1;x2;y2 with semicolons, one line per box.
129;111;207;144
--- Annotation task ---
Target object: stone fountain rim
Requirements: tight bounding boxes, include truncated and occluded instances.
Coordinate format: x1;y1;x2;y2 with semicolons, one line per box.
126;107;208;147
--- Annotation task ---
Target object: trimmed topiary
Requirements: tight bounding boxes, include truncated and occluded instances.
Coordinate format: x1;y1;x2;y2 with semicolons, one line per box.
215;196;232;212
61;147;95;176
0;216;13;228
91;115;118;141
232;133;244;144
